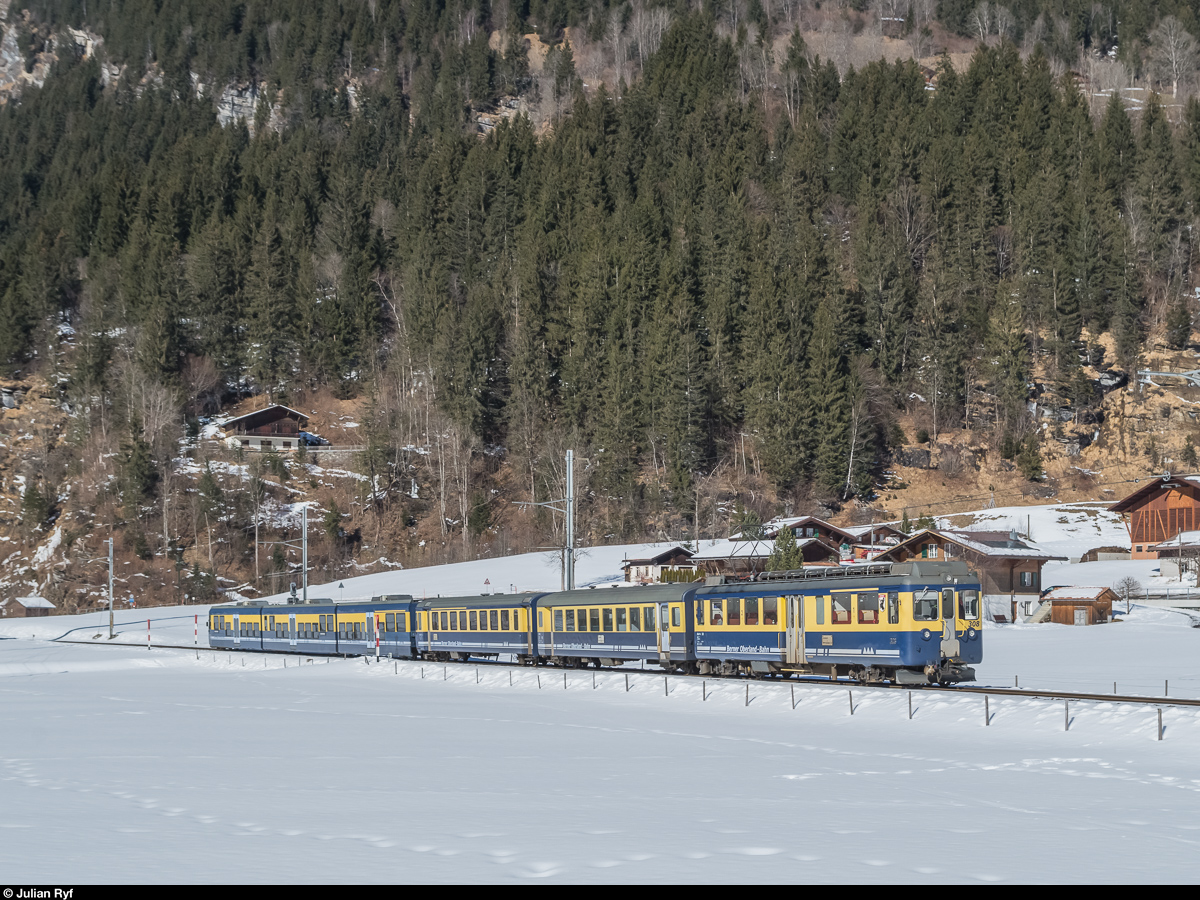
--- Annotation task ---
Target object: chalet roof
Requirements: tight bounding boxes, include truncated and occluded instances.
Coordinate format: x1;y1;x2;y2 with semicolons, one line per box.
874;528;1067;562
1042;586;1118;602
1108;473;1200;514
220;405;309;431
3;596;55;609
732;515;858;544
622;546;694;567
690;536;838;562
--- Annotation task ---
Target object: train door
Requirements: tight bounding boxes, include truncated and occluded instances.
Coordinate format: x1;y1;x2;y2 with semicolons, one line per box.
785;596;804;665
658;603;671;662
289;613;297;649
233;614;241;647
366;612;374;652
940;588;960;658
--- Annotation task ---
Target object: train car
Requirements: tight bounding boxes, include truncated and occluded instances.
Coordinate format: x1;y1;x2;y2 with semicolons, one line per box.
209;595;418;657
534;585;693;668
208;604;266;651
415;594;540;662
694;560;981;684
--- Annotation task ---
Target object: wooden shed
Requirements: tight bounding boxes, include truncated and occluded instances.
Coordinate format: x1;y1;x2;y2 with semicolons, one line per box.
1040;586;1116;625
0;596;55;617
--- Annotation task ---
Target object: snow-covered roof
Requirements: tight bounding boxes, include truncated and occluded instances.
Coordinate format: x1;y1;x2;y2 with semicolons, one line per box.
877;529;1067;562
1042;586;1117;602
622;546;694;566
690;537;833;561
1153;530;1200;550
5;596;55;609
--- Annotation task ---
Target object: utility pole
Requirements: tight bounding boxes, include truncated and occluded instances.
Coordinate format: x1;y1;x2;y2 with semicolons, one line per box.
565;449;575;592
516;450;577;591
302;504;308;603
108;537;115;640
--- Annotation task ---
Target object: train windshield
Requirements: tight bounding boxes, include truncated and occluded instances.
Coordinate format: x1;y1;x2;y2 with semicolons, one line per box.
913;591;939;621
959;590;979;620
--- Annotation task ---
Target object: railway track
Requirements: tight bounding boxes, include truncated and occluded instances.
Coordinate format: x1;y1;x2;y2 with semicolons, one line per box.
53;637;1200;709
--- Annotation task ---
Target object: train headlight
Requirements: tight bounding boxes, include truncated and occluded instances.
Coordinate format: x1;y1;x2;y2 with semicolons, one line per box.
921;629;932;641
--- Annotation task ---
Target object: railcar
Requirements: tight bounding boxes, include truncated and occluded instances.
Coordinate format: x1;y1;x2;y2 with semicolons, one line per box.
534;584;691;667
691;560;981;684
206;560;981;684
415;595;538;662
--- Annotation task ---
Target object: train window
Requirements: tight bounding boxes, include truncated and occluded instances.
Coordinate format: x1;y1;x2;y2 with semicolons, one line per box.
554;609;564;632
709;600;723;626
728;599;742;626
671;606;681;628
941;589;954;619
913;592;939;621
469;611;477;630
490;610;499;630
269;616;276;629
858;593;880;625
630;607;641;631
644;606;656;631
319;615;326;631
888;593;899;625
565;609;575;631
602;608;614;632
501;610;510;630
616;608;627;631
397;612;407;631
763;598;778;626
695;602;704;626
590;609;601;632
448;611;456;630
576;609;587;632
746;598;759;626
478;611;488;631
442;612;450;630
814;596;825;626
832;595;851;625
959;590;979;620
538;610;544;630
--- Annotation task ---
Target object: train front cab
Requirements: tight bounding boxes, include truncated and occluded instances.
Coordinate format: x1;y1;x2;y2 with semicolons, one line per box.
534;585;694;668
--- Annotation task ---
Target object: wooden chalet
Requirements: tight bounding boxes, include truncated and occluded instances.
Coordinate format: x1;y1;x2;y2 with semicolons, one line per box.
220;405;311;452
874;529;1066;623
1039;586;1116;626
622;546;696;584
0;596;55;617
1108;473;1200;559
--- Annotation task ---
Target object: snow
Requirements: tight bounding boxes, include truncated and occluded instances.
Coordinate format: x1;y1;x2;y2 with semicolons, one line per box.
5;502;1200;881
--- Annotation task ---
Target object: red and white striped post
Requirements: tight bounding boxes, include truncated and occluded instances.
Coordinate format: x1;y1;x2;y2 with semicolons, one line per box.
194;614;198;659
375;619;381;660
146;618;151;650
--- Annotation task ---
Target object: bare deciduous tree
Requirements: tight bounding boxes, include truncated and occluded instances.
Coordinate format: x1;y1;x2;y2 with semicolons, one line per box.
1150;15;1199;98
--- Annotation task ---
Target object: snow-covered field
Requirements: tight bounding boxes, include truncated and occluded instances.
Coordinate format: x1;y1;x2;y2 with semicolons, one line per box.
2;617;1199;884
4;504;1200;882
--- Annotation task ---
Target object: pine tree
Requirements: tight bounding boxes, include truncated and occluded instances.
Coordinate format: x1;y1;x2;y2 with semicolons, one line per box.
767;524;804;571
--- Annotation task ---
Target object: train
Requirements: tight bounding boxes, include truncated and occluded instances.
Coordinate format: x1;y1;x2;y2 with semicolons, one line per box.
208;559;982;684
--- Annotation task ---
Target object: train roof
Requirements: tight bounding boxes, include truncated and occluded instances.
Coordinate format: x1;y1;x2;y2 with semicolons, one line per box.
415;593;542;610
540;583;695;606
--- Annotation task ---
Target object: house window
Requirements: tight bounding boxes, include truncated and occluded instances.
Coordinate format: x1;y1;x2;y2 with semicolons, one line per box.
1019;571;1038;589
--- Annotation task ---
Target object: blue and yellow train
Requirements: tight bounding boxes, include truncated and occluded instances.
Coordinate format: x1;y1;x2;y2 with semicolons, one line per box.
208;560;981;684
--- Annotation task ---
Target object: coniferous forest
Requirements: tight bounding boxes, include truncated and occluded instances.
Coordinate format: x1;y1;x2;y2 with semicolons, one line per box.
3;0;1200;603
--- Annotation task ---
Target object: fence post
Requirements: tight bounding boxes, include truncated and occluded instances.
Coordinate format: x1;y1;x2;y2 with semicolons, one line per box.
985;695;989;726
564;671;568;690
791;685;796;710
625;673;630;693
509;670;513;687
1158;707;1164;741
664;676;668;697
1064;699;1069;732
444;665;447;681
147;619;150;650
908;691;912;720
745;683;749;707
1165;680;1169;696
537;674;542;689
703;680;707;702
848;690;854;715
593;670;596;690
